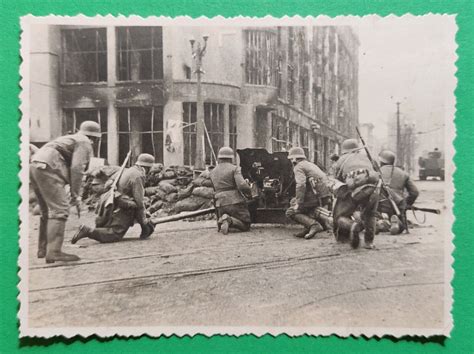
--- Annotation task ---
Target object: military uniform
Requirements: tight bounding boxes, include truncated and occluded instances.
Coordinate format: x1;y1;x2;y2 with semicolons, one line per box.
74;165;149;243
30;132;93;260
210;161;252;232
377;164;419;233
285;160;332;237
333;151;379;248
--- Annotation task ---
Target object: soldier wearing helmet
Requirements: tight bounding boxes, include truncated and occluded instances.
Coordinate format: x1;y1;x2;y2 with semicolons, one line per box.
376;149;419;234
209;147;252;235
285;147;331;239
332;138;380;249
72;153;156;244
30;120;101;263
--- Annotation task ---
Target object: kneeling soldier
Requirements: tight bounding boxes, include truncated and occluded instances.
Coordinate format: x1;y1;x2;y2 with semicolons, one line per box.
72;153;155;244
377;149;419;234
285;147;332;239
333;139;380;249
210;147;252;234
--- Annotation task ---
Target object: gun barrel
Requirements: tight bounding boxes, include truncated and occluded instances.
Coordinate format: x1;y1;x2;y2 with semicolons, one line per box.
151;207;216;225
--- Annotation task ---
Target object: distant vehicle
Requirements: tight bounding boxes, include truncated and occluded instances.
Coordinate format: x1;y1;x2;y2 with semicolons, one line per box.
418;148;445;181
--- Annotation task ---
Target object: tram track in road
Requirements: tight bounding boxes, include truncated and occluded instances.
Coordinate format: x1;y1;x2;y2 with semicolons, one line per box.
29;243;417;293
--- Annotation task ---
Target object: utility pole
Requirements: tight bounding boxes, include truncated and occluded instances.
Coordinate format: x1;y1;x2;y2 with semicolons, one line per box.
190;34;209;170
396;101;401;167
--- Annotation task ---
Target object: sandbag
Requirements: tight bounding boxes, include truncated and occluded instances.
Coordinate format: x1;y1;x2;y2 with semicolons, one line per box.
166;192;178;203
174;196;209;213
145;186;161;196
177;184;194;200
192;186;214;199
149;200;164;213
201;179;214;188
158;181;178;194
163;170;177;179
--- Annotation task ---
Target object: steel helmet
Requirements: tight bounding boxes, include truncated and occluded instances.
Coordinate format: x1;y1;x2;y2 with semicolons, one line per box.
379;149;396;165
341;139;359;154
217;147;234;159
287;147;306;160
79;121;101;138
136;153;155;167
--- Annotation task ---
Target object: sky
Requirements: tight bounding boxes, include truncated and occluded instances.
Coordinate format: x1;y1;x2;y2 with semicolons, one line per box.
356;15;456;155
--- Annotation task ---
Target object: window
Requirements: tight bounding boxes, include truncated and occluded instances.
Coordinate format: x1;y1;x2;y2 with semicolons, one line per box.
117;27;163;81
182;102;226;167
117;107;164;164
62;28;107;83
204;103;225;166
245;30;277;86
63;108;107;159
300;128;310;159
289;122;298;148
271;114;288;152
229;105;238;152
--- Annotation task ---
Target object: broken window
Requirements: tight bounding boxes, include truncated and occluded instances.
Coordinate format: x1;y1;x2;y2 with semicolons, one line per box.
300;128;310;159
63;108;108;159
204;103;225;166
62;28;107;83
117;106;164;165
182;102;226;167
229;105;238;153
271;114;288;152
244;30;277;86
117;27;163;81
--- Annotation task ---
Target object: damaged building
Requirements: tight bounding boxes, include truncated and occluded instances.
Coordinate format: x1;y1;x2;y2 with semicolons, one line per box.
29;24;359;170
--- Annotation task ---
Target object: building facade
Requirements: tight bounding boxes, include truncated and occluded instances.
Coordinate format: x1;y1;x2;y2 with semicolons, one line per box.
29;24;359;170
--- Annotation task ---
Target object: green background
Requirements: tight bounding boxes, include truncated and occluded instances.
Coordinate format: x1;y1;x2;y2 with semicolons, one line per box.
1;0;472;352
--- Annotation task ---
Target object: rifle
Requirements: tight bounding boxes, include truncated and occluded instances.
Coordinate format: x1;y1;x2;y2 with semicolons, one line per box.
355;127;409;234
409;206;441;214
96;151;132;223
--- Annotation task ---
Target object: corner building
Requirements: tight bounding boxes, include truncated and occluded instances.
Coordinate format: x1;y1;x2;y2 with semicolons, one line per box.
29;25;359;170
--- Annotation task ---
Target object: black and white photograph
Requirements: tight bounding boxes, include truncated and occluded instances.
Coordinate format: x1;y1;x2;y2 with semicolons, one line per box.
19;15;455;338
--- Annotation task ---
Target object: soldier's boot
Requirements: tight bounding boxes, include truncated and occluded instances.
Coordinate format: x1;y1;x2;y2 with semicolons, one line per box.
139;222;155;240
37;216;48;258
304;222;324;240
71;224;93;244
364;217;377;249
292;214;317;239
218;214;231;235
390;215;402;235
227;217;250;232
336;216;357;244
294;229;309;238
45;219;80;264
349;222;363;249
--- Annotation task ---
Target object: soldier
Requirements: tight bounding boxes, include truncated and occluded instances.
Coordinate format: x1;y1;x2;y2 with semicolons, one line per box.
285;147;332;239
71;153;156;244
332;139;380;249
30;121;100;263
210;147;252;235
376;149;419;234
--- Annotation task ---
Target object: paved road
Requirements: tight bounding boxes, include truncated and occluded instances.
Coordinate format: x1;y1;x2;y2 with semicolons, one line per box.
27;180;448;332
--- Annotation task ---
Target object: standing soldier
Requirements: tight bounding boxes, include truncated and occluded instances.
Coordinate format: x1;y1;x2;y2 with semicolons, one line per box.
332;139;380;249
210;147;252;235
285;147;332;239
377;149;419;234
30;121;100;263
72;153;156;244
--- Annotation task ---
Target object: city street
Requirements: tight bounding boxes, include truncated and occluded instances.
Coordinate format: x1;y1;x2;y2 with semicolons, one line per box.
27;180;447;330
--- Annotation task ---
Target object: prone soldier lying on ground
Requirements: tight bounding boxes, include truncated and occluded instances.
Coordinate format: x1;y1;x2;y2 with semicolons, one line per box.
71;153;156;244
210;147;252;235
285;147;332;239
376;149;419;234
332;139;380;249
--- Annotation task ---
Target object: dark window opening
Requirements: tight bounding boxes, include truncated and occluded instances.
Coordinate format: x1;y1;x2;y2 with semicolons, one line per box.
229;105;238;153
271;114;288;152
63;108;108;158
117;106;164;165
183;102;197;167
244;30;277;86
204;103;225;166
117;27;164;81
62;28;107;83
